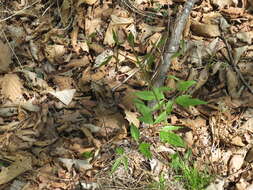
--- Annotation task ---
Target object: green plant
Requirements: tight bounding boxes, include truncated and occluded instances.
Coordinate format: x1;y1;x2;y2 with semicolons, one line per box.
170;150;212;190
109;31;211;189
111;147;129;174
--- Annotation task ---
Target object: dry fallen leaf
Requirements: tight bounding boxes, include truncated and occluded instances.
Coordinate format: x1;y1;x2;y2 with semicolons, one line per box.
191;22;220;37
1;74;23;102
0;40;11;72
124;110;140;128
49;89;76;105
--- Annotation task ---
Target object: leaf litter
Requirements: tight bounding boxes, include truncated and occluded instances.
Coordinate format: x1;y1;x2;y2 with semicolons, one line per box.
0;0;253;189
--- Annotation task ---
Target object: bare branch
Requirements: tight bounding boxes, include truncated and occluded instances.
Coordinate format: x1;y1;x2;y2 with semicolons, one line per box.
152;0;198;88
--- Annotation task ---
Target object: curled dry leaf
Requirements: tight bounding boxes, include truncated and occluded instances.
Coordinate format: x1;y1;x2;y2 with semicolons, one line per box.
0;40;12;73
1;74;23;102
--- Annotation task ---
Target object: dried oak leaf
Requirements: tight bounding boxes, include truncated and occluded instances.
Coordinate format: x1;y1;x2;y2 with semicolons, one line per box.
0;40;12;73
1;74;23;102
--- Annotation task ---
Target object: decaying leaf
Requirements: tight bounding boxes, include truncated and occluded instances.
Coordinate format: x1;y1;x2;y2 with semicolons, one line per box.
0;40;12;72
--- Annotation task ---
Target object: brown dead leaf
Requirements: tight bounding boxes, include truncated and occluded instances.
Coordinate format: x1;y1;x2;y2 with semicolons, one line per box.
53;76;73;90
1;74;23;102
66;56;90;68
229;153;245;174
44;44;66;63
0;40;11;73
124;110;140;128
191;22;220;37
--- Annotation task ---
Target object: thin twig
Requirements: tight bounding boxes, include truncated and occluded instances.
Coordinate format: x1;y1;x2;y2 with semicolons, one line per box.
219;34;253;94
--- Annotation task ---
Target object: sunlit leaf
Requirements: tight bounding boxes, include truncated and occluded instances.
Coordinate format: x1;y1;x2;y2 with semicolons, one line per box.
154;111;167;124
175;95;207;107
135;91;156;100
122;156;129;171
160;131;185;147
165;100;173;114
161;125;182;131
139;142;152;159
130;124;140;142
116;147;124;155
177;80;196;91
168;75;180;81
111;158;122;173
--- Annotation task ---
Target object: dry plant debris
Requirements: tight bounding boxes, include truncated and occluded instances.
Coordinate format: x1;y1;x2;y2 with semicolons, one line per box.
0;0;253;189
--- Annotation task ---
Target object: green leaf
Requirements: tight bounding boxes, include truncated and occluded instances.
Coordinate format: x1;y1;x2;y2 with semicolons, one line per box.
177;80;196;91
154;111;167;124
168;75;180;81
82;151;93;159
130;124;140;141
159;131;185;147
157;86;173;92
116;147;125;155
111;158;122;173
134;99;152;116
139;142;152;159
165;100;173;114
122;156;129;171
151;100;165;112
161;125;182;131
138;114;153;124
175;95;207;107
135;91;156;101
127;32;135;47
153;87;165;100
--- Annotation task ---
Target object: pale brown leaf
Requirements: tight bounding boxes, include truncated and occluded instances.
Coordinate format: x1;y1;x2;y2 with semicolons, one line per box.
1;74;23;102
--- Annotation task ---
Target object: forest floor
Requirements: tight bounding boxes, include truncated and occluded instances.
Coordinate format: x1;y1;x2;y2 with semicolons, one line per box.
0;0;253;189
